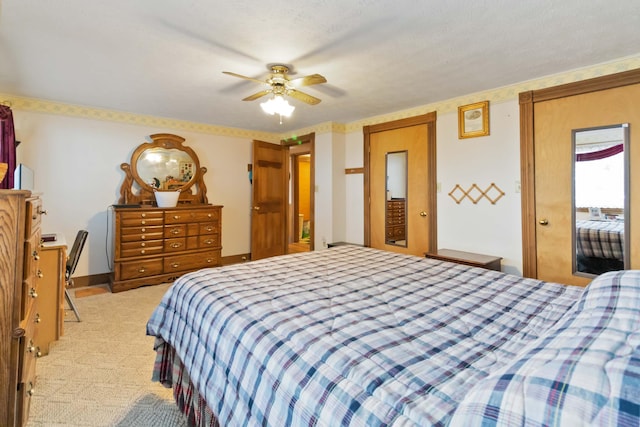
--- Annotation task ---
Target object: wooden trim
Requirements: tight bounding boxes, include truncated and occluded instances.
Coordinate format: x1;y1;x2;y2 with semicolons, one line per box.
530;68;640;103
72;273;112;288
363;113;438;252
283;132;315;252
519;68;640;279
345;167;364;174
519;91;537;278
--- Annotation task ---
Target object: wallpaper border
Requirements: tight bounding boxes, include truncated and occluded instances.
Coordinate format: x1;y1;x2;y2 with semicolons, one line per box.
2;54;639;139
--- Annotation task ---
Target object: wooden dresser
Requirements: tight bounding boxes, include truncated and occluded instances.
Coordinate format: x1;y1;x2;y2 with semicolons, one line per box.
110;204;223;292
0;190;45;426
385;199;406;242
38;236;68;355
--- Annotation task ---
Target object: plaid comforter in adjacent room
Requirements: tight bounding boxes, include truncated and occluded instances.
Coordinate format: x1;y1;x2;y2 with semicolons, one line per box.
147;245;640;426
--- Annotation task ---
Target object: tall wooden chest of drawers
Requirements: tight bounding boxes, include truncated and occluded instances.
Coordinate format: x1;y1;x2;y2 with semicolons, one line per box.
110;204;223;292
0;190;44;426
385;199;406;242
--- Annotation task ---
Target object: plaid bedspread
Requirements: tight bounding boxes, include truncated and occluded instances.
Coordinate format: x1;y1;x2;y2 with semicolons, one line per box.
449;269;640;426
147;245;605;426
576;219;624;260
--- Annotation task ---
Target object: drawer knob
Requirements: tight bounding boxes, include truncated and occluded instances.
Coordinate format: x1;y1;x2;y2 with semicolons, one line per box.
27;384;35;396
173;215;181;220
141;220;146;225
38;209;48;216
171;243;181;248
140;249;146;254
141;228;146;232
141;213;146;218
208;213;212;218
28;341;36;353
206;226;213;232
32;250;40;260
30;288;38;299
141;235;146;240
171;263;180;268
35;313;41;323
171;229;180;235
37;270;44;278
205;239;213;245
207;258;213;263
138;267;146;273
141;242;146;247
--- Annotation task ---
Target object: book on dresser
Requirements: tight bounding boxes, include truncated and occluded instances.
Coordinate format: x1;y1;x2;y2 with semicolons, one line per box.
0;190;46;427
110;204;223;293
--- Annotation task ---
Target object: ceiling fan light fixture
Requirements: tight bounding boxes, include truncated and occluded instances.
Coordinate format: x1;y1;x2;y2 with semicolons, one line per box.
260;95;295;118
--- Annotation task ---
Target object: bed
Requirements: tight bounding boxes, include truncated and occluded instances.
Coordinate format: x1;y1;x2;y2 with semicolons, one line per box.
576;219;625;274
146;245;640;426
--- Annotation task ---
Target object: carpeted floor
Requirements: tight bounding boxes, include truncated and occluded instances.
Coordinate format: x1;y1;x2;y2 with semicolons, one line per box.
26;284;187;426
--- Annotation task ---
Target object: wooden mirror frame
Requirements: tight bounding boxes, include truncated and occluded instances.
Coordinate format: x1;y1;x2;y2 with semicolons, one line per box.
118;133;208;205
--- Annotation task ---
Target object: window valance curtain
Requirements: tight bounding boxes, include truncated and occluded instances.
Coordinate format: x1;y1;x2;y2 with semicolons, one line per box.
0;105;16;189
576;144;623;162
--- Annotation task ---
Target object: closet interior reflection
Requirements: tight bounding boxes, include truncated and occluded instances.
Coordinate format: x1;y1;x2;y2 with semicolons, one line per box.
573;123;629;276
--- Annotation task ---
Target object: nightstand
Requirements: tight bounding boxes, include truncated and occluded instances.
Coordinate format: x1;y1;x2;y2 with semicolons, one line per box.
425;249;502;271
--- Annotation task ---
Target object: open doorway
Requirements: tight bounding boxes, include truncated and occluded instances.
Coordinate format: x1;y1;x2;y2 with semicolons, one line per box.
285;133;314;253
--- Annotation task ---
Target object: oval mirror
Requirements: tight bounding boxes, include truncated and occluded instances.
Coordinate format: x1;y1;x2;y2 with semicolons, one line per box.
118;133;208;205
136;147;195;190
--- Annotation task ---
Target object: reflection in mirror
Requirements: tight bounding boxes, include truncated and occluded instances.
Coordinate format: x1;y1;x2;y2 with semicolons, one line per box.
136;148;195;190
385;151;407;247
573;123;629;276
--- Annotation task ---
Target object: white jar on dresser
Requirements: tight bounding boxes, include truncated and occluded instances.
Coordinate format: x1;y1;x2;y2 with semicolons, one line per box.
0;190;45;426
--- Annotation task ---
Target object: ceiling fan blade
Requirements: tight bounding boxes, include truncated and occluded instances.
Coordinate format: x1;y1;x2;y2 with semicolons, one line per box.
288;89;322;105
288;73;327;87
222;71;266;85
242;90;272;101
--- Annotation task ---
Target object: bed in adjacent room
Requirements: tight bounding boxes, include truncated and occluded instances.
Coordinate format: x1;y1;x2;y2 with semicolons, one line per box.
146;245;640;426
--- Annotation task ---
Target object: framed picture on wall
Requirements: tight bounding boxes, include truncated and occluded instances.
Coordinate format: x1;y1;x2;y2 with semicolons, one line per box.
458;101;489;139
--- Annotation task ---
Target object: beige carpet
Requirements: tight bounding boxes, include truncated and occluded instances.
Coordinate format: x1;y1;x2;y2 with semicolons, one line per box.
27;284;187;427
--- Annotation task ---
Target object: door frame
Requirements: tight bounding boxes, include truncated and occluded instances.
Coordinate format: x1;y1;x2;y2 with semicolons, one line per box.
519;68;640;278
283;133;315;252
363;112;437;251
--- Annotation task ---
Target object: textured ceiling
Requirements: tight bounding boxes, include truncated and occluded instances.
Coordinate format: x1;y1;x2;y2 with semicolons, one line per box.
1;0;639;133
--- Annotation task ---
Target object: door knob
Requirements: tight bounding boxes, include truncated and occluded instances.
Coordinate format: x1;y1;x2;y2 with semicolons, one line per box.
253;206;261;211
539;219;549;225
419;211;427;217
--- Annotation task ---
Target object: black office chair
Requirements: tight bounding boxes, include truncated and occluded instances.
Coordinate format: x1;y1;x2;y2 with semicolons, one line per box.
65;230;88;322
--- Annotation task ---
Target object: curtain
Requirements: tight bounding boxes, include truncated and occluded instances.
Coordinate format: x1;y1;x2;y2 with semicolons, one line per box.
0;105;16;189
576;143;623;162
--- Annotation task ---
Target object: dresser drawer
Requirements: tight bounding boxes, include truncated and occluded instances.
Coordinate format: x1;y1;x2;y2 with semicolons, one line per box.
164;250;219;273
25;197;43;238
164;208;219;224
119;210;164;227
121;239;164;258
118;258;164;280
199;222;219;235
199;234;220;248
120;225;164;242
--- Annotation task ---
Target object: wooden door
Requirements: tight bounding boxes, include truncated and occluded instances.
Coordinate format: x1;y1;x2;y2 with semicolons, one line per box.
534;83;640;285
365;114;437;257
251;140;287;260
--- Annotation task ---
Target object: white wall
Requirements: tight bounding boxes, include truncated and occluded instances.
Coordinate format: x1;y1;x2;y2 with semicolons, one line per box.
14;111;253;278
341;100;523;275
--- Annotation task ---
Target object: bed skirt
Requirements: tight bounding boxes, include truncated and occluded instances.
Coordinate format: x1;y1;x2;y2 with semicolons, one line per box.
152;338;219;427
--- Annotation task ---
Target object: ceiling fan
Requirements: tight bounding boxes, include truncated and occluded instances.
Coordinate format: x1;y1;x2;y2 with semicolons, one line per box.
222;64;327;106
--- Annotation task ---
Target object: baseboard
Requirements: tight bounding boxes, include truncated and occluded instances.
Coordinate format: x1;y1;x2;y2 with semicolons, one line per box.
72;273;111;288
77;253;251;287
